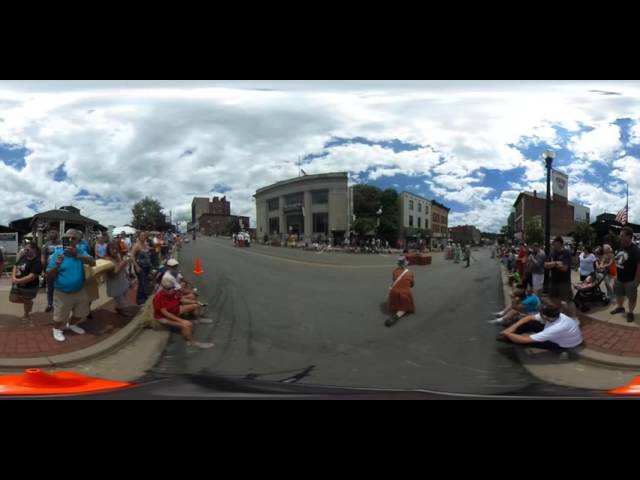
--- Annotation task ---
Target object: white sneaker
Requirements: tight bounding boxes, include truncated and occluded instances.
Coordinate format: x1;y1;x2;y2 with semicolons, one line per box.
196;317;214;324
52;328;66;342
488;318;504;324
198;302;208;307
191;341;215;349
66;323;86;335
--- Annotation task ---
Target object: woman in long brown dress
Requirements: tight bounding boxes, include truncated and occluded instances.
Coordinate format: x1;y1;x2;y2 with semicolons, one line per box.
386;256;415;327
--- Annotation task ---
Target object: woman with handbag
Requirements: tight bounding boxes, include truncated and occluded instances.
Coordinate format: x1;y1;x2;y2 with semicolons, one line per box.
385;256;415;327
104;240;135;317
9;243;43;321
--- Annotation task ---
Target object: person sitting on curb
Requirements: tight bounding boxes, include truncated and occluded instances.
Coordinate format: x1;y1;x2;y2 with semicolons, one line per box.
489;286;540;326
152;276;214;349
160;259;207;306
496;302;583;357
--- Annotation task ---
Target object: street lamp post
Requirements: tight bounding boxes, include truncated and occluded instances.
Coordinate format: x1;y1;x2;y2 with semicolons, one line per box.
543;149;555;294
376;206;383;229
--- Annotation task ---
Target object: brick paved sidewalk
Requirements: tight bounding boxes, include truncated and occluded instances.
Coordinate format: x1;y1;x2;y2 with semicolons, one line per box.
0;284;139;359
578;314;640;357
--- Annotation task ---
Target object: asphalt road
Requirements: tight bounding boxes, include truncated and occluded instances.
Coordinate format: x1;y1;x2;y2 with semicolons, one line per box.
152;236;564;394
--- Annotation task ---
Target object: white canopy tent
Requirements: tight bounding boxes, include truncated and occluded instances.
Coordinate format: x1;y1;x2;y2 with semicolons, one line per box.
111;226;137;236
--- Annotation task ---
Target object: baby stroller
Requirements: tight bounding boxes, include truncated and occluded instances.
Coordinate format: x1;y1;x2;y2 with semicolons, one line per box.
573;271;610;312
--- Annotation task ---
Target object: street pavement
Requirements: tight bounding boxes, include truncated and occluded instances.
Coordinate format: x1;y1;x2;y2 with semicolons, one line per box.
152;236;587;395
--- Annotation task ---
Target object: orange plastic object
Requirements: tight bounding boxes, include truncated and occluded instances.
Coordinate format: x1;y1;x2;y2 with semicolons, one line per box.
608;376;640;395
0;368;131;396
193;256;204;276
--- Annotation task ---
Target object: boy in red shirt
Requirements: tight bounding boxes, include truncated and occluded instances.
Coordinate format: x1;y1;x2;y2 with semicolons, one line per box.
153;276;214;349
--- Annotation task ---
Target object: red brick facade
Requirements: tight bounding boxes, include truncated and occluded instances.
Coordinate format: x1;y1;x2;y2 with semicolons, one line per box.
198;214;250;236
449;225;481;244
209;196;231;216
514;192;574;239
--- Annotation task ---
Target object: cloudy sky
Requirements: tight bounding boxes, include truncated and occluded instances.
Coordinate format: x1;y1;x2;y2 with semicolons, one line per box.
1;80;640;232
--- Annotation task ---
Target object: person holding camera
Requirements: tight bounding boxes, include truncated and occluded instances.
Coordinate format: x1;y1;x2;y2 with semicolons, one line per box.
45;229;96;342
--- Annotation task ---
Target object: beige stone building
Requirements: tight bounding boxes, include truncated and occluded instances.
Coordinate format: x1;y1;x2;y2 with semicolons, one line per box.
254;172;349;243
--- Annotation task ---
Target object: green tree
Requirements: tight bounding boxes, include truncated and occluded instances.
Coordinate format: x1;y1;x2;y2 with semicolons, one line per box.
353;217;377;237
352;184;382;218
377;216;399;243
524;218;544;245
573;220;595;247
131;197;166;231
377;188;400;241
604;229;620;250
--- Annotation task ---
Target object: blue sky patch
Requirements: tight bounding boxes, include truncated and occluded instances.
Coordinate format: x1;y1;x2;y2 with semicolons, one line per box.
51;164;69;182
324;136;424;153
210;183;231;193
0;143;30;170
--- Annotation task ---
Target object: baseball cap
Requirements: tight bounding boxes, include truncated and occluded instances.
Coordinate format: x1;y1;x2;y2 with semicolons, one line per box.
166;259;179;267
161;276;175;289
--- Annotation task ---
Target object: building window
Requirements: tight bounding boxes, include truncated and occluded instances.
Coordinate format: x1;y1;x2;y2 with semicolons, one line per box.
418;217;421;228
311;190;329;205
409;215;413;227
418;203;422;212
285;192;304;206
268;198;279;211
269;217;280;234
409;200;414;210
286;215;304;235
312;213;329;234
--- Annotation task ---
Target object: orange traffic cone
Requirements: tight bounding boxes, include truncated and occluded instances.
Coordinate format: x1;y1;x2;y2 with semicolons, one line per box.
0;368;131;396
609;376;640;395
193;256;204;276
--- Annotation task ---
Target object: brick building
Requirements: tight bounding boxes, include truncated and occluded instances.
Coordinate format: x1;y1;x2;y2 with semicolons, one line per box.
198;213;250;236
431;200;450;248
191;196;230;224
513;190;578;241
191;195;249;236
449;224;481;245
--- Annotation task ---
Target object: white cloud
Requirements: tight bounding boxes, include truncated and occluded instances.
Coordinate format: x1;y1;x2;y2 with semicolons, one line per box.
448;189;520;232
630;120;640;144
568;122;622;162
2;81;640;232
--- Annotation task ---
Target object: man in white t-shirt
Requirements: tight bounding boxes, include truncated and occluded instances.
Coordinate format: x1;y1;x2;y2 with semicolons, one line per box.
161;259;206;306
497;303;583;353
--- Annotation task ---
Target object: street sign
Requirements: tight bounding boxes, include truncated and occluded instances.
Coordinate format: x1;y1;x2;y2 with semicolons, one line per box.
0;232;18;255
